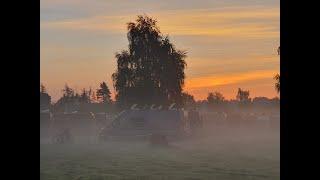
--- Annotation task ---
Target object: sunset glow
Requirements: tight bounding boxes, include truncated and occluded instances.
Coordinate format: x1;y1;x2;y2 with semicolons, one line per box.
41;0;279;102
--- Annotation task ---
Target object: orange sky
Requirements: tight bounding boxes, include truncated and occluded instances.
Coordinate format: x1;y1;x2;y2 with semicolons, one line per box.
41;0;279;102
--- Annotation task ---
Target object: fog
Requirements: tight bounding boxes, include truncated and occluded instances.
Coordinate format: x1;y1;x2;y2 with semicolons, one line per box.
40;107;279;180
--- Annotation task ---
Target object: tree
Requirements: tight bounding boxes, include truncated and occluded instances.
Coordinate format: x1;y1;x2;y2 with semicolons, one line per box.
88;87;93;102
90;88;97;103
40;83;47;93
80;88;90;103
54;84;76;112
207;91;225;105
274;74;280;93
40;84;51;110
274;46;280;94
62;84;74;98
271;97;280;106
181;92;196;108
112;15;187;108
96;82;112;103
236;88;251;104
252;97;272;107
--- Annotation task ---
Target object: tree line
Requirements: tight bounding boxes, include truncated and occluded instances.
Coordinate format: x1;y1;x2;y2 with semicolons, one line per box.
40;82;279;112
40;82;112;112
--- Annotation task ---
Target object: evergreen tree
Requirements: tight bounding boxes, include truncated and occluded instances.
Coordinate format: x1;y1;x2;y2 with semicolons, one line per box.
96;82;112;103
40;83;51;110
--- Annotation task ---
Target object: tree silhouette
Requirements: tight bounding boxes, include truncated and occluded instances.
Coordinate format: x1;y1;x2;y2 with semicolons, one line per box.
274;46;280;93
96;82;112;103
112;15;187;108
62;84;74;98
274;74;280;93
80;88;90;103
40;83;47;94
181;92;196;108
90;88;97;103
40;83;51;110
236;88;251;104
54;84;76;111
207;91;225;105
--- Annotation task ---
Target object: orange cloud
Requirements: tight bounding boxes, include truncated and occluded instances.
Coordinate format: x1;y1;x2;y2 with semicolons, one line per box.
41;5;279;102
184;70;279;100
41;7;279;38
185;70;277;89
185;80;278;100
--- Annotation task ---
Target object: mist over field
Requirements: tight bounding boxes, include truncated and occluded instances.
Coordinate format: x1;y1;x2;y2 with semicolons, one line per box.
40;105;279;180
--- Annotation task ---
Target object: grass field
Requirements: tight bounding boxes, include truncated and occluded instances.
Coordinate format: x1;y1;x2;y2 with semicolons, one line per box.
40;130;279;180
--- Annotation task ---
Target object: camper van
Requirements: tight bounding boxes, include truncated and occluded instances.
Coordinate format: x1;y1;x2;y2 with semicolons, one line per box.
99;109;191;141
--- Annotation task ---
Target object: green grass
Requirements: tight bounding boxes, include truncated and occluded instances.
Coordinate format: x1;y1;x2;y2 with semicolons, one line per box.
40;131;279;180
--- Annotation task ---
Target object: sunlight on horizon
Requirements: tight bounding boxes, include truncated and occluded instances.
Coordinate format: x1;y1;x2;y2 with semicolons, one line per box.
40;0;279;101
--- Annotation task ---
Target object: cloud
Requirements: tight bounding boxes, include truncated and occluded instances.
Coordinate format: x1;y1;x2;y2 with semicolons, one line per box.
185;79;278;100
40;2;279;101
184;70;279;100
41;6;279;38
185;69;278;89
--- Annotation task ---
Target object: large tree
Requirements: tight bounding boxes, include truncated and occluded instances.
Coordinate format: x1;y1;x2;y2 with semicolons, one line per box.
112;15;187;108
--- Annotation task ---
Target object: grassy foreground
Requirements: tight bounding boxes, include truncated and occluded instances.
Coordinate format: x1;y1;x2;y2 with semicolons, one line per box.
40;131;279;180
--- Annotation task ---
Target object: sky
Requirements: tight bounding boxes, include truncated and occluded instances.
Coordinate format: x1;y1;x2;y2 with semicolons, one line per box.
40;0;279;102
